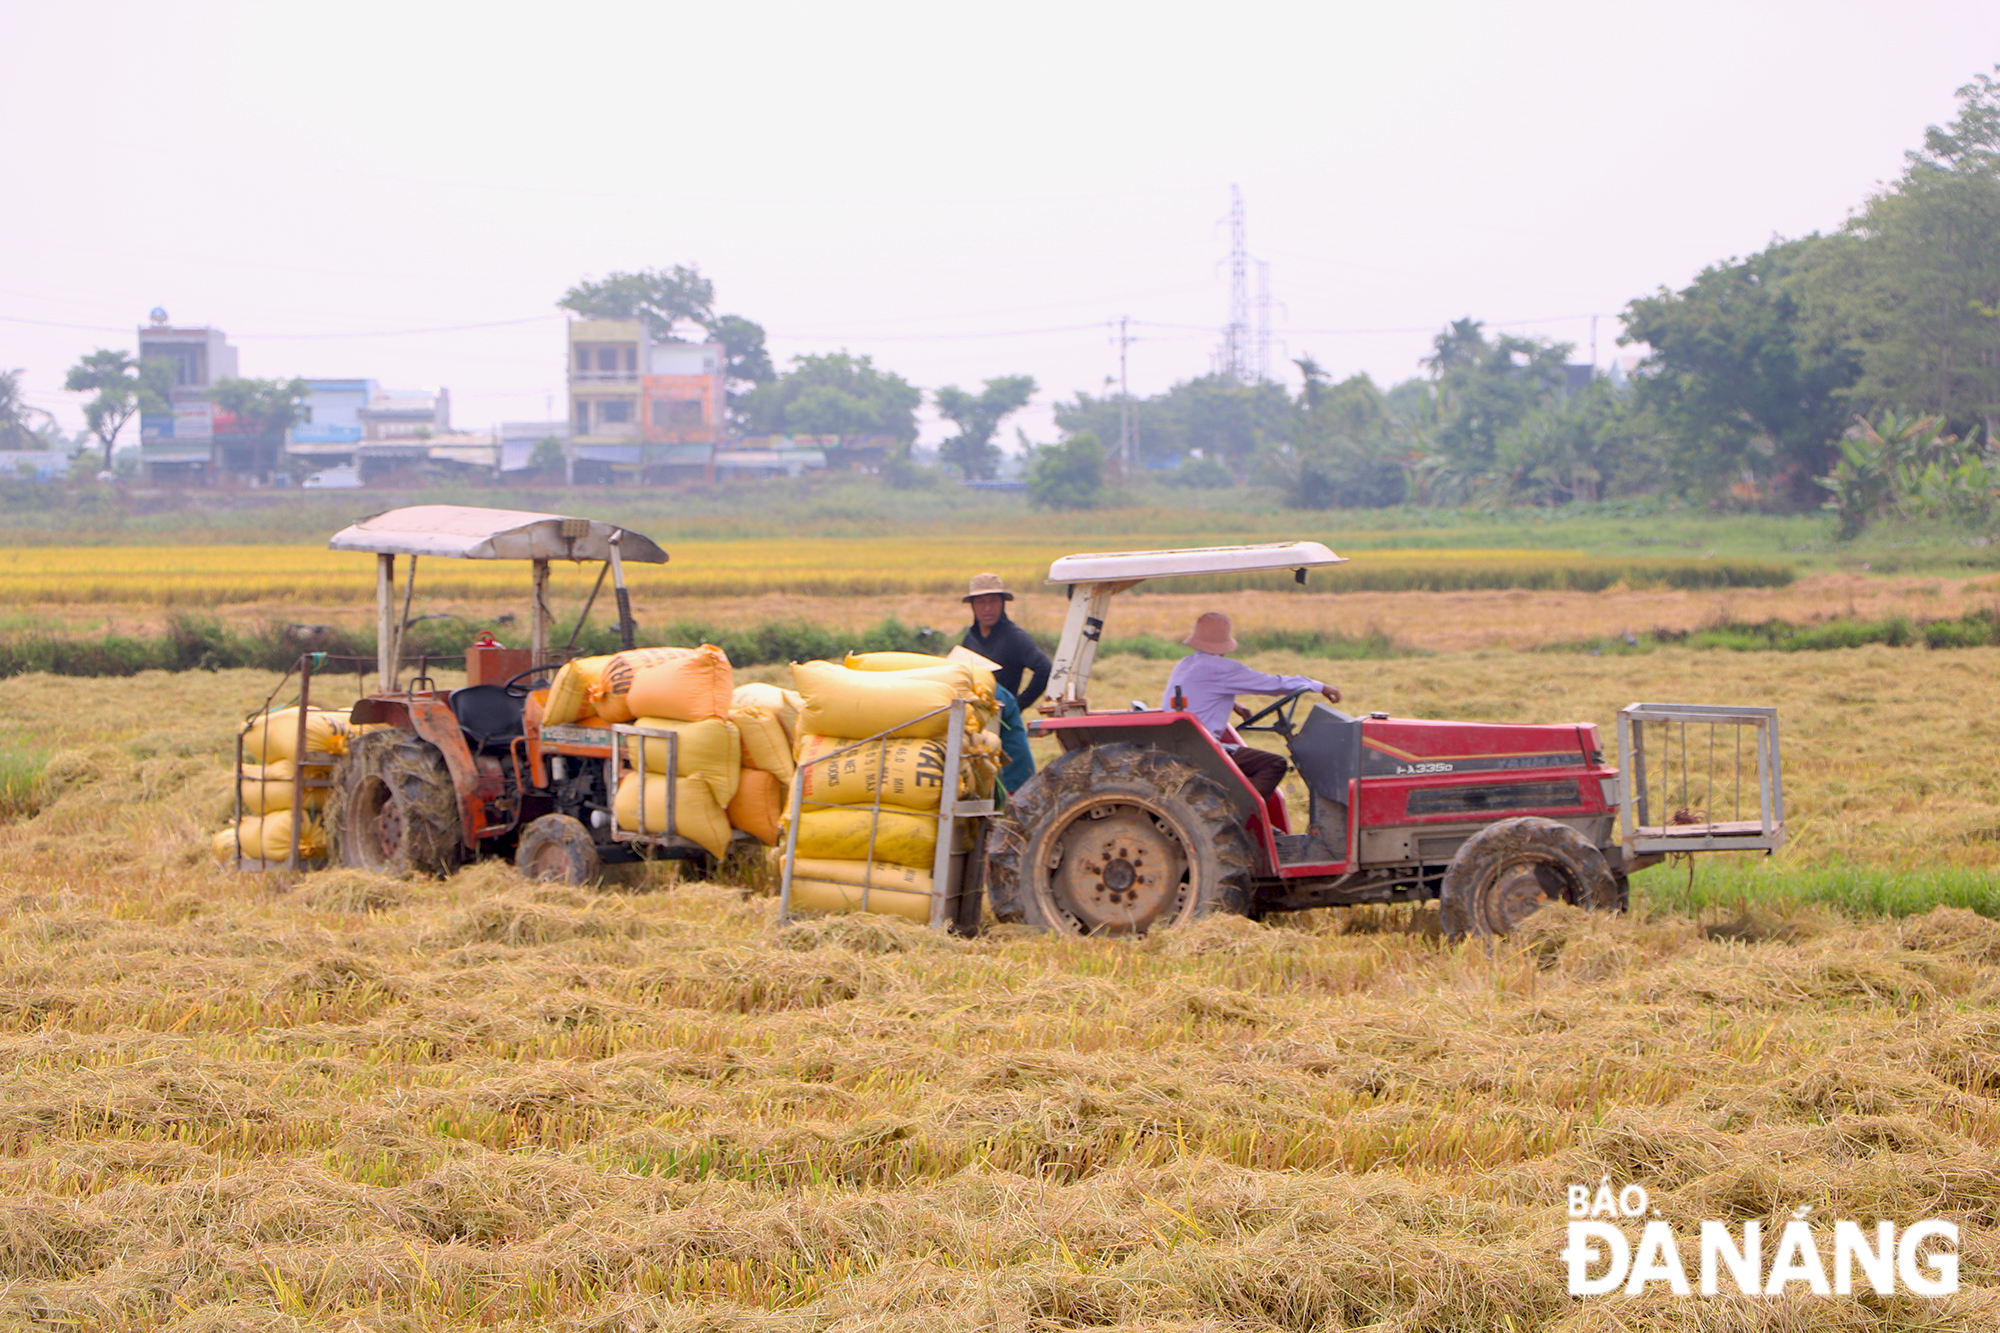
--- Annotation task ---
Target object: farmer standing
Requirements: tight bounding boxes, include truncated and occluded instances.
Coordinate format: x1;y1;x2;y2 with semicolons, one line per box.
959;573;1050;793
1162;611;1341;799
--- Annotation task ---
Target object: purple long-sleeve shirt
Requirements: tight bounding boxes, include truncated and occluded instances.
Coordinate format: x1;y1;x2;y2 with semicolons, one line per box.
1160;652;1325;738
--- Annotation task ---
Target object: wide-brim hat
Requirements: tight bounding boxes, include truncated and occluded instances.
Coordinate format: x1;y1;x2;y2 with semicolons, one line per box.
1182;611;1237;654
962;572;1015;602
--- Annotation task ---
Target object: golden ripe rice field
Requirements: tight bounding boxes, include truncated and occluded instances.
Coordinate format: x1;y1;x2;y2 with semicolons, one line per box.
0;650;1997;1329
0;542;1797;606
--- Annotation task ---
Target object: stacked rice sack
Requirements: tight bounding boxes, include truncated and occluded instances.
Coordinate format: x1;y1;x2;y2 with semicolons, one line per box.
546;647;815;858
781;652;1002;923
603;645;740;859
211;706;352;863
725;681;803;846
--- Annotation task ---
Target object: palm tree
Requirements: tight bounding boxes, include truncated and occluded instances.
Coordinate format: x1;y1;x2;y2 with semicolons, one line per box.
0;369;54;451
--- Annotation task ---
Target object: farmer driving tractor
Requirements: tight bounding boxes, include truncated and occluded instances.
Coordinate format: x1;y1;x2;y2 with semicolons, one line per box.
1163;611;1341;798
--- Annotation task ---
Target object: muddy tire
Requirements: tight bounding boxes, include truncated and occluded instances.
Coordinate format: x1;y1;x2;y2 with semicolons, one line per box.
986;743;1254;936
328;730;463;877
515;814;601;885
1438;816;1621;938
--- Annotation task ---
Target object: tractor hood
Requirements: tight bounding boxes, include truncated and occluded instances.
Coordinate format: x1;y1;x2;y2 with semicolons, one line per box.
328;505;668;563
1359;716;1599;778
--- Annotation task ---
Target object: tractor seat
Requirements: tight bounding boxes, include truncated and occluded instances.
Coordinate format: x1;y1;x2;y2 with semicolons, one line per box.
449;685;526;752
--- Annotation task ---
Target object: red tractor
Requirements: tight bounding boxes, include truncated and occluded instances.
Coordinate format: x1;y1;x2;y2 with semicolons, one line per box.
982;544;1783;938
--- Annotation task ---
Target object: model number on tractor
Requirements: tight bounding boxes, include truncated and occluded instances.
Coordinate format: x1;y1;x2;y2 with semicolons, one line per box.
1396;762;1455;775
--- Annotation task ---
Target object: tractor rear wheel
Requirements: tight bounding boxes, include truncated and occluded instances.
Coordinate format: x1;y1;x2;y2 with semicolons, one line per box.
1438;816;1621;938
515;814;601;885
986;743;1254;936
328;730;463;878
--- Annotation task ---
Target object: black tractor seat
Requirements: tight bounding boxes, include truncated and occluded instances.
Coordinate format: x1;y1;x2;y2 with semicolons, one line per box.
448;685;527;753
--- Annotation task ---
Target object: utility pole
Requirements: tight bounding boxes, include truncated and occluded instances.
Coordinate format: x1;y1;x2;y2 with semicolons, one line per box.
1255;259;1273;384
1589;314;1599;375
1112;315;1137;471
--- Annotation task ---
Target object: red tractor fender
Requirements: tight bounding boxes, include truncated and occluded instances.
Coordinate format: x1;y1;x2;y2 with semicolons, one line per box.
349;694;487;848
1030;710;1286;873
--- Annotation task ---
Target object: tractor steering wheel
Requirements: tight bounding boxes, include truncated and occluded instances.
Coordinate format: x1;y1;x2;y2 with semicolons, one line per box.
502;663;556;699
1235;686;1316;737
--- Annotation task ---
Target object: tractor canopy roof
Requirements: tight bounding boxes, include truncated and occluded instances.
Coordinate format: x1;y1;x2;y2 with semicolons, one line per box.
1046;541;1343;586
328;505;668;563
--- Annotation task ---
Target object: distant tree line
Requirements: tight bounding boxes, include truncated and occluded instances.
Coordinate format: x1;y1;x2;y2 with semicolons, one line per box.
1050;68;2000;529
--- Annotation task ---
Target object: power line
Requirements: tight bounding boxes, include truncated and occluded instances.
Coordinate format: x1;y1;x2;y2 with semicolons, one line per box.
0;311;560;340
768;321;1111;342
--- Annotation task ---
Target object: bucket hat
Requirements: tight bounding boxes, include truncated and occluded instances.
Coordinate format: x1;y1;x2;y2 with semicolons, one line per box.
1182;611;1238;654
961;572;1015;602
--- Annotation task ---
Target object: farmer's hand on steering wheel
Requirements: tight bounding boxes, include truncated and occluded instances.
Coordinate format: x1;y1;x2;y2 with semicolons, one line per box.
1232;703;1254;723
1322;685;1342;706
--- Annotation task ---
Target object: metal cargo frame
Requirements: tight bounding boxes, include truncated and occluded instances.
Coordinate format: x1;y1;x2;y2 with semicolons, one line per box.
1617;702;1784;855
604;723;721;861
776;699;995;932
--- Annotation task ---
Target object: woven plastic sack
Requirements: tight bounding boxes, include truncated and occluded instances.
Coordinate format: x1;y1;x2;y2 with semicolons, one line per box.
624;716;740;807
795;733;948;812
792;661;965;741
241;708;351;765
726;768;787;845
793;807;937;870
211;810;326;863
544;655;613;725
624;644;733;722
596;647;699;724
734;704;795;780
844;652;997;699
731;683;804;743
238;760;331;815
613;775;731;859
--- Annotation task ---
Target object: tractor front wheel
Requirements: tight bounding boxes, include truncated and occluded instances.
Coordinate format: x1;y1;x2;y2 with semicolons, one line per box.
986;743;1254;936
328;730;464;878
515;814;602;885
1438;816;1621;938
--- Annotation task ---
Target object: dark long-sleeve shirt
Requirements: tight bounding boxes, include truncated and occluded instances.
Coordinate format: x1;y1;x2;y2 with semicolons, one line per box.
961;614;1051;710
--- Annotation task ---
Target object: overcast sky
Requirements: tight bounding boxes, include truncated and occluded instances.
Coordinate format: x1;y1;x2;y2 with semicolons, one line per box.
4;1;1996;449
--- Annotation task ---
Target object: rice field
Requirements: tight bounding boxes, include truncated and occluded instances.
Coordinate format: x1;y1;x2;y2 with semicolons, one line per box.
0;646;1997;1328
0;542;1793;607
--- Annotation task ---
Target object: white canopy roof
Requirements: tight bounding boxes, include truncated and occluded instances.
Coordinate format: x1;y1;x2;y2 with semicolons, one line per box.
1046;541;1343;585
327;505;668;563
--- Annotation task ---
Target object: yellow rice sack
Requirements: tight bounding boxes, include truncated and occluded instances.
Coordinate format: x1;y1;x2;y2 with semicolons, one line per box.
734;704;795;780
726;767;787;845
841;651;952;673
795;733;948;812
731;683;803;742
238;761;331;815
624;716;740;807
844;652;997;699
544;655;613;725
613;775;732;859
793;807;937;870
792;660;967;740
210;810;326;863
625;644;733;722
241;708;351;765
787;855;933;895
788;877;933;924
596;647;700;724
